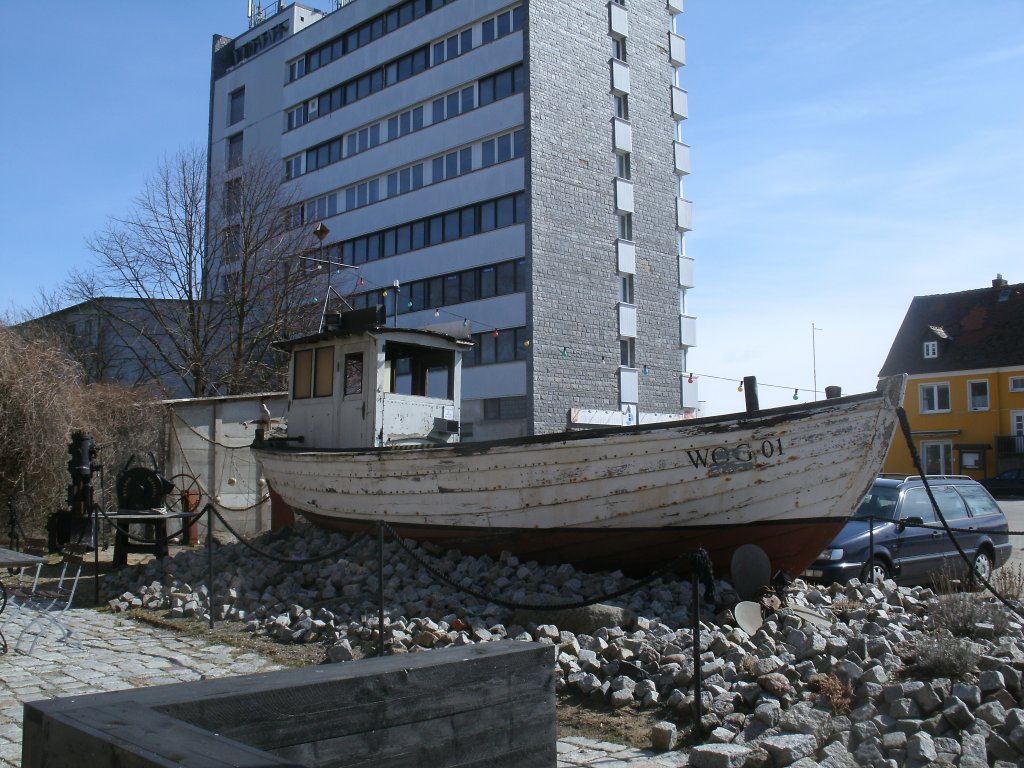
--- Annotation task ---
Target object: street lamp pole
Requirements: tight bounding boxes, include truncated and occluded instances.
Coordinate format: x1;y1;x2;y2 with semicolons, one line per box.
812;323;822;400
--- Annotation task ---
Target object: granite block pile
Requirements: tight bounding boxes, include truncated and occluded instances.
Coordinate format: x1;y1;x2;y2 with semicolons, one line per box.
103;524;1024;766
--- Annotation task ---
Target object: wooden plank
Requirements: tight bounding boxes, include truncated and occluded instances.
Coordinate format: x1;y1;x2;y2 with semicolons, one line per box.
22;642;555;768
164;645;553;750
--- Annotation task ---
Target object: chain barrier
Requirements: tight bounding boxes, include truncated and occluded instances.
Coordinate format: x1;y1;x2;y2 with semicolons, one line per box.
93;504;205;545
205;504;375;566
381;520;699;612
896;407;1024;622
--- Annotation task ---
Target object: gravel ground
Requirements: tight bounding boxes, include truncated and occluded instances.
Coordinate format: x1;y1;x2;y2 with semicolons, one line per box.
102;522;1024;765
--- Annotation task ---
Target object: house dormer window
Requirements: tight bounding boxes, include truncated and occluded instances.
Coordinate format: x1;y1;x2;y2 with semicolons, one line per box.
923;340;938;359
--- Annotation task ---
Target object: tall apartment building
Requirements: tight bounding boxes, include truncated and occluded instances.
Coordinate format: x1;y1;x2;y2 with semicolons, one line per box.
208;0;696;440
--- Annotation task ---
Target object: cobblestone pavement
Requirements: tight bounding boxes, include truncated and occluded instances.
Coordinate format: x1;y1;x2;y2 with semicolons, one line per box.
0;605;688;767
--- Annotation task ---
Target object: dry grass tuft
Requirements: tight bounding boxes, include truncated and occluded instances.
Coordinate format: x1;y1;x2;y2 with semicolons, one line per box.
809;673;853;715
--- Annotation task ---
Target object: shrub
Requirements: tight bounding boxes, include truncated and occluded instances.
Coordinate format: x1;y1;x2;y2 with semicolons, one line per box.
903;631;980;680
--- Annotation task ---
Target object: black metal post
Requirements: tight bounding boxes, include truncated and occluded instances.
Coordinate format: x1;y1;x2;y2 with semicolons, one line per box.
378;522;386;657
207;506;215;630
867;517;875;584
743;376;759;412
691;563;703;736
93;504;100;606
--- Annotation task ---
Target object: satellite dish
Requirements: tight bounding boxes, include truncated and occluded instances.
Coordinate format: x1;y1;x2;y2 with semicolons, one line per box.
734;601;764;635
731;544;772;601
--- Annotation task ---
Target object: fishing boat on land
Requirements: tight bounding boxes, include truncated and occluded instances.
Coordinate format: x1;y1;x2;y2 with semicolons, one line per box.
253;308;906;577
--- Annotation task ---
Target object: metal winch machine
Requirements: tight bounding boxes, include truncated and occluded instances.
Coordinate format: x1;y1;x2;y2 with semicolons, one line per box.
46;432;197;568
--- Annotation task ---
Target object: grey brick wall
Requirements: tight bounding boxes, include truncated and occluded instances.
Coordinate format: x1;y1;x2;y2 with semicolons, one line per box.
525;0;683;434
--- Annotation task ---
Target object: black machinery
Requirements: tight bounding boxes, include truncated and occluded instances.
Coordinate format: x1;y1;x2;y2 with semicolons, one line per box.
110;455;176;568
46;431;101;552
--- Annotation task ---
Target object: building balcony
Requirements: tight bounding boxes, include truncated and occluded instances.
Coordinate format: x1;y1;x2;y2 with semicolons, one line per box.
671;87;688;120
618;303;637;337
617;238;636;274
612;118;632;153
673;141;691;175
620;367;639;403
669;33;686;66
614;178;634;214
676;198;693;231
609;2;629;37
681;374;699;409
611;59;631;95
680;314;697;347
997;435;1024;455
678;255;694;288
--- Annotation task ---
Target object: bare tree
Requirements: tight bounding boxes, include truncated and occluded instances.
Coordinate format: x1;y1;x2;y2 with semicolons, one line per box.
74;146;319;398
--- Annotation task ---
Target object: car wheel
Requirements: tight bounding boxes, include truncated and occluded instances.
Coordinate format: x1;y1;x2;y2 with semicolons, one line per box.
970;550;993;588
862;558;889;585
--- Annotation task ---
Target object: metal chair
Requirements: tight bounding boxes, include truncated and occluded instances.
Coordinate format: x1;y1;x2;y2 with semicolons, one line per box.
15;559;83;655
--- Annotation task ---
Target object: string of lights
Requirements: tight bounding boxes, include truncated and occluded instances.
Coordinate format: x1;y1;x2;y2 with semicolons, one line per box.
307;261;818;399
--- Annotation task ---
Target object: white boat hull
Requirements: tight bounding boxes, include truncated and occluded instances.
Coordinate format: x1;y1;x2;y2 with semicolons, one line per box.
255;378;905;575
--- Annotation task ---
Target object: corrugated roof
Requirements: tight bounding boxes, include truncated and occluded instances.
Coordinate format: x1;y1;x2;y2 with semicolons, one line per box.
878;282;1024;376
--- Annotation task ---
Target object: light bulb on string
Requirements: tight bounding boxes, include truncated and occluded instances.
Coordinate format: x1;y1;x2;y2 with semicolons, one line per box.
462;319;468;327
561;347;568;358
793;389;799;401
737;381;744;393
492;329;499;338
642;365;649;376
382;290;388;297
358;278;365;286
524;340;531;348
407;300;413;309
687;373;694;384
434;309;440;318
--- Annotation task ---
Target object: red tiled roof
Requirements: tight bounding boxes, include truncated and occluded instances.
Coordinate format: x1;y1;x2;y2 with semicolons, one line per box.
878;282;1024;376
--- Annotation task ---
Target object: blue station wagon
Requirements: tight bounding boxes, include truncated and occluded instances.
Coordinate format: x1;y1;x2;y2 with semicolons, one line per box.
805;476;1012;585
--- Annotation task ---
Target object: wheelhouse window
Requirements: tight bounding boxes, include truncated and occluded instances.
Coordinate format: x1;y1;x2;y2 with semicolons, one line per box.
293;346;334;399
385;342;453;398
919;382;950;413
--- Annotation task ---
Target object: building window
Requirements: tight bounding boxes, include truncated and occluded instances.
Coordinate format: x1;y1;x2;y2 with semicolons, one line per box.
968;380;990;411
228;88;245;126
919;382;950;414
618;213;633;241
483;396;528;421
620;338;635;368
923;340;938;359
612;37;627;62
616;152;631;180
1010;376;1024;392
921;441;953;475
620;274;634;304
614;93;629;120
227;133;243;169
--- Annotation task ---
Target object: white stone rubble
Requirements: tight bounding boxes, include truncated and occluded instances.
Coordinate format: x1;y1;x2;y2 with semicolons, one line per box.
102;523;1024;766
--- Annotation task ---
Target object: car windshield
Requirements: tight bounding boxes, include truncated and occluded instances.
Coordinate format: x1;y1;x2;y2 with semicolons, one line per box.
852;485;901;521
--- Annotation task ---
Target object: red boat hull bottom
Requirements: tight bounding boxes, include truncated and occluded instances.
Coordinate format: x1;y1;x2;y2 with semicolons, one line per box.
297;509;843;579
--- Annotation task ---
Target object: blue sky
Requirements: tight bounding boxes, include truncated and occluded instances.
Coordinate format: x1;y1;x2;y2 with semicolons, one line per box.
1;2;1021;415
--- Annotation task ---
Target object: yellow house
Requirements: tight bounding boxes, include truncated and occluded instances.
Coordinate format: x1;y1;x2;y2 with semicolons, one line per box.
879;276;1024;479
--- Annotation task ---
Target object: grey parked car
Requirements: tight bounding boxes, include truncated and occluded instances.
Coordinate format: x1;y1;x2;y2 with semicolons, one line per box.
804;475;1012;586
